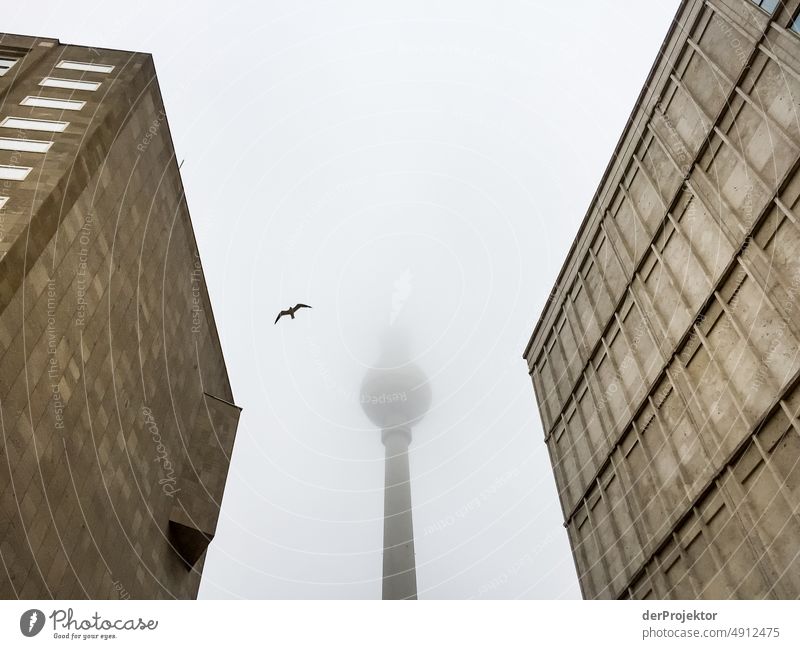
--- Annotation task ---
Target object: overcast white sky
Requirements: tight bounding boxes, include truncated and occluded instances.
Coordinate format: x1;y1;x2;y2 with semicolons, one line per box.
5;0;680;598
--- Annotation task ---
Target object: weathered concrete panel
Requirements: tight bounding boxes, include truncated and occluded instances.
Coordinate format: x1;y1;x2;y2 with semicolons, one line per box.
0;35;239;599
525;0;800;599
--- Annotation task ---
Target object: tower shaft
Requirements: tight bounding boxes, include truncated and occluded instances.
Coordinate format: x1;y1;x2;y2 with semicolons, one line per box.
381;426;417;600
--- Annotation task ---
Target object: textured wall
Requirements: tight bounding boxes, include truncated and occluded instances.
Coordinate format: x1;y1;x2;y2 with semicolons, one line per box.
524;0;800;599
0;35;239;598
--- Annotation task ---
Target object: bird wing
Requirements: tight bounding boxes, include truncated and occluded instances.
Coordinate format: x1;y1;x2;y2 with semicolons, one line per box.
274;310;291;324
294;303;312;310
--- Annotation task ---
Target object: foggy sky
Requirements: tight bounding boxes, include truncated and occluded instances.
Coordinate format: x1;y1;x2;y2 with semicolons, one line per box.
4;0;680;598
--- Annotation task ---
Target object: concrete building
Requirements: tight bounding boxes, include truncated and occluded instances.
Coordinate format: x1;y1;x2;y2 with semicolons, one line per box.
0;34;240;598
524;0;800;599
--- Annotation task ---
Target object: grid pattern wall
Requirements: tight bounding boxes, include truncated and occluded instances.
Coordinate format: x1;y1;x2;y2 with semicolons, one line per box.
525;0;800;598
621;378;800;599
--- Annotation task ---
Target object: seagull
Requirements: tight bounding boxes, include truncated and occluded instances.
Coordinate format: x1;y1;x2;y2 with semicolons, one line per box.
274;303;312;324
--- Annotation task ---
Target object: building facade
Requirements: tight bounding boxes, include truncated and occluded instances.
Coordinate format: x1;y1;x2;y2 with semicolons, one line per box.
524;0;800;599
0;34;240;598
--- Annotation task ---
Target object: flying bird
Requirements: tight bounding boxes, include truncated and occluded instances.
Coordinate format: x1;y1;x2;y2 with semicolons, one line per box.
274;303;312;324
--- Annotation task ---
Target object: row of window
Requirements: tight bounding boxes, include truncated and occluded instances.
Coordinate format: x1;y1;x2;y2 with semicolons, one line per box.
0;58;114;196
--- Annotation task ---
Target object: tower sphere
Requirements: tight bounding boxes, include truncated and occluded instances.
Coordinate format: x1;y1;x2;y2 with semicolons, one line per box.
360;362;431;430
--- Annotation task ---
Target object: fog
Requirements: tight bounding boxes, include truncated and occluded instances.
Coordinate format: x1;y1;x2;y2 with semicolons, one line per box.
4;0;680;598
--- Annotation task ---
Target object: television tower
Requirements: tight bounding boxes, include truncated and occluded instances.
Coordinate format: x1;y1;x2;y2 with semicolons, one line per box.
360;332;431;600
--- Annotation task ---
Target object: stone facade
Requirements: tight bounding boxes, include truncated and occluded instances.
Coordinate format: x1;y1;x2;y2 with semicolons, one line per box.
0;34;240;598
524;0;800;599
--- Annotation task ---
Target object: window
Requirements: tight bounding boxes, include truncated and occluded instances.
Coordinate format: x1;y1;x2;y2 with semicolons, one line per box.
752;0;779;12
0;116;69;132
21;96;85;111
792;10;800;33
0;165;32;181
56;60;114;74
0;137;53;153
0;197;8;209
39;77;100;91
0;56;19;77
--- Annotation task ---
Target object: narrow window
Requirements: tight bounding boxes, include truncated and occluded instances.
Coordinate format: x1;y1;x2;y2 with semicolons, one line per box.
56;60;114;74
752;0;779;12
39;77;100;91
21;96;85;111
792;9;800;33
0;165;32;181
0;137;53;153
0;116;69;132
